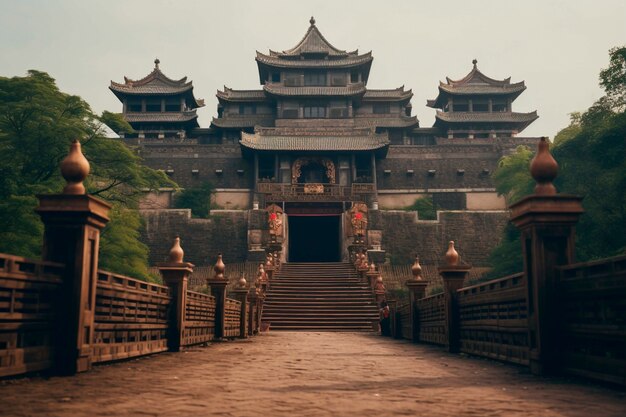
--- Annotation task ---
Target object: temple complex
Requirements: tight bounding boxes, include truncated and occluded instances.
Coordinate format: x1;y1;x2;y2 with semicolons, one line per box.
110;17;540;265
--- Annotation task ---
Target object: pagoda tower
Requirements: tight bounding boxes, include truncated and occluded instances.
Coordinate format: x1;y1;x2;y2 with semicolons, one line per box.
110;59;205;140
211;17;420;206
427;59;538;139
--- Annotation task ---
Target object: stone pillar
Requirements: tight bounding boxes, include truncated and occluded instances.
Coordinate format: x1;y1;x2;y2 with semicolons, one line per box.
206;254;228;340
370;153;377;190
231;274;250;339
438;241;470;353
36;140;111;375
367;263;378;292
248;289;259;335
406;256;428;342
158;237;194;352
510;137;583;376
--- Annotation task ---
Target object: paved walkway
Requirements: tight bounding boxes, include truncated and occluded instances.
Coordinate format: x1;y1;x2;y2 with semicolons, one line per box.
1;332;624;417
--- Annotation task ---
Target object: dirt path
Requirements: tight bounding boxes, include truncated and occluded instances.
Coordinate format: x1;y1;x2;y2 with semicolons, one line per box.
1;332;624;416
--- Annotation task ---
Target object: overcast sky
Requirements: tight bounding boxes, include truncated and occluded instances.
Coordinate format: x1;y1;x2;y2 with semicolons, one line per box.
1;0;625;138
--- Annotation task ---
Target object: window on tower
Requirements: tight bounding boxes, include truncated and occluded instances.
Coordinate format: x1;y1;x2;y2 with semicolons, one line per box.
127;99;142;112
303;106;326;118
146;98;161;112
373;104;390;114
453;100;469;112
304;72;327;86
165;98;180;112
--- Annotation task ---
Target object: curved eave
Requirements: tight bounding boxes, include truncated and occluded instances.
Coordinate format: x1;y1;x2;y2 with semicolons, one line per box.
216;87;267;103
263;84;366;98
124;111;199;123
427;84;526;109
434;111;539;132
354;116;419;129
239;132;389;152
363;88;413;102
255;51;373;68
109;84;204;110
446;66;513;87
210;116;275;129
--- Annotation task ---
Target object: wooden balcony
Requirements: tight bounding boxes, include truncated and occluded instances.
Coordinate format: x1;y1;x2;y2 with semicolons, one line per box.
257;182;375;204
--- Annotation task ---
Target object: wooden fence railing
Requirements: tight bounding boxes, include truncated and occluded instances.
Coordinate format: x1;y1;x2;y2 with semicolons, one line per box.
0;253;260;378
415;293;447;345
0;254;64;377
224;298;242;338
457;272;528;365
93;270;171;363
183;290;216;346
558;255;626;385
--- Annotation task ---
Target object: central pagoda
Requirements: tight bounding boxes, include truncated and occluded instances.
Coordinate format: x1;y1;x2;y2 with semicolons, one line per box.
211;17;418;207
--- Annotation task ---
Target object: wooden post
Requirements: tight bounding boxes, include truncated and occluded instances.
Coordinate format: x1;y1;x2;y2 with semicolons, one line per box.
36;140;111;375
158;237;194;352
510;137;583;375
231;273;250;338
248;289;258;335
438;241;470;353
406;256;428;342
207;254;228;340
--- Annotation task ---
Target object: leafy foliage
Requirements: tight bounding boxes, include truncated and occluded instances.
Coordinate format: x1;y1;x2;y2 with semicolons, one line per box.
403;196;437;220
0;70;174;279
173;182;215;218
487;46;626;276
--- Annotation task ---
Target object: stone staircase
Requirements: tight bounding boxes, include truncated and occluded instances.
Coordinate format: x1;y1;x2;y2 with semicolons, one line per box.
262;262;379;331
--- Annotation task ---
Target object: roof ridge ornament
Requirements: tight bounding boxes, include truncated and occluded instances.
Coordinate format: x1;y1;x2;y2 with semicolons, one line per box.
472;58;478;69
310;16;316;26
154;58;160;69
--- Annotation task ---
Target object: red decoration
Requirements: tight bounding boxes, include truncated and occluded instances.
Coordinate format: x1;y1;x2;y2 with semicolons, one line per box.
269;213;277;221
354;212;363;220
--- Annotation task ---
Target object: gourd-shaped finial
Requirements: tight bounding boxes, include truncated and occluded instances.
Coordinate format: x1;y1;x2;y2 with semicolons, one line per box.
214;253;225;279
445;241;459;266
411;256;423;280
238;272;247;288
310;16;316;26
530;137;558;196
168;236;184;263
60;140;90;195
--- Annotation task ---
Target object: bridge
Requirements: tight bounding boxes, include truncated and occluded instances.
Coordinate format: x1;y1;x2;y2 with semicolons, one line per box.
1;139;625;416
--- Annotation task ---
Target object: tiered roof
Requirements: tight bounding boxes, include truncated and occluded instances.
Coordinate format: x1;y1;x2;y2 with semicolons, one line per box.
216;87;266;102
110;59;205;109
240;127;389;152
255;17;373;83
263;83;366;97
427;59;525;109
363;86;413;102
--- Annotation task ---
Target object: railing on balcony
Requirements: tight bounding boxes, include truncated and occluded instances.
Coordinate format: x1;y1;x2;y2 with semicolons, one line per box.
257;182;376;204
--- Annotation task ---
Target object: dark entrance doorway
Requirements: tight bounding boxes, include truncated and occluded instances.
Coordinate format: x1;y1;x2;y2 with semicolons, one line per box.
288;215;341;262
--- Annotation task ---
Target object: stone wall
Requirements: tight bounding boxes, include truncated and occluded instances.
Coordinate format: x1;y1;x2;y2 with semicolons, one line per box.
140;209;249;266
375;209;510;266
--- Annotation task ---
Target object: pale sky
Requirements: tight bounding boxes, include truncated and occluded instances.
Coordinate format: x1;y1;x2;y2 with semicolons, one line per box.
1;0;625;138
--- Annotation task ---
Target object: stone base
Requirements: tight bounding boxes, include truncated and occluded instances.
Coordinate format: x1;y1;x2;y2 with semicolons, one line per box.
367;250;386;265
247;249;267;262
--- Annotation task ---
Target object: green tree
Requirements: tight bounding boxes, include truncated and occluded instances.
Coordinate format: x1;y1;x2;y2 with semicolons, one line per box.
173;182;215;218
0;70;174;279
487;46;626;277
403;196;437;220
492;145;534;204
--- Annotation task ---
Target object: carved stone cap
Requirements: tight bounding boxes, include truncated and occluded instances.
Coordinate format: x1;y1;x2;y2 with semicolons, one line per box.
168;236;184;263
444;241;459;266
530;137;558;196
213;253;226;280
61;140;90;195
